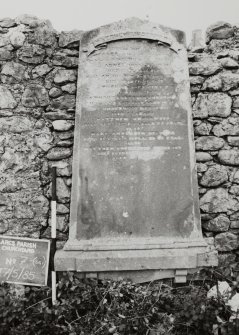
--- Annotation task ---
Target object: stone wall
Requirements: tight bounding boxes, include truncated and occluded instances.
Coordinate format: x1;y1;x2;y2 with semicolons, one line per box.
0;15;81;247
0;16;239;265
190;22;239;267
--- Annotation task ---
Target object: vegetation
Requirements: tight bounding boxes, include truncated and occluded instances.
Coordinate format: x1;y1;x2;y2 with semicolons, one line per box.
1;267;239;335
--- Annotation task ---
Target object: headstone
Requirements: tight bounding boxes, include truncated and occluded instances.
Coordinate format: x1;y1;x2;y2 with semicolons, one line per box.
55;18;217;281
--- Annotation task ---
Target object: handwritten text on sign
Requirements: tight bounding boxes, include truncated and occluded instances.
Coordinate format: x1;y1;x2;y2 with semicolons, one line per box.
0;236;50;286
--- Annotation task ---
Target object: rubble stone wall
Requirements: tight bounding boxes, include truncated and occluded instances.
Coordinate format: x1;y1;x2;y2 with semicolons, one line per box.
0;16;239;265
0;15;81;248
190;22;239;267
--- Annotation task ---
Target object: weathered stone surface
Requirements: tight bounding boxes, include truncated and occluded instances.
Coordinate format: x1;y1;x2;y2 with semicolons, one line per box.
202;214;230;232
204;237;215;246
189;58;221;76
220;57;239;69
229;185;239;195
193;93;231;119
229;89;239;96
233;97;239;108
206;22;234;42
217;50;229;58
213;117;239;136
0;18;16;28
215;232;238;251
218;253;236;267
0;34;10;48
49;87;62;98
49;95;75;111
15;205;34;219
229;50;239;60
0;178;19;192
201;213;217;221
0;116;32;133
58;131;74;140
0;47;13;61
200;188;239;213
200;165;228;187
228;136;239;146
55;215;68;231
46;160;67;171
0;221;9;234
35;119;46;130
56;163;72;177
190;76;205;85
34;131;53;152
52;120;74;131
0;85;17;109
0;26;10;34
61;83;76;94
195;152;212;162
230;211;239;220
45;111;74;120
53;69;77;84
194;122;212;135
218;149;239;165
202;75;223;91
16;14;49;28
9;31;25;48
191;85;201;93
32;64;51;78
18;44;45;64
196;163;208;173
46;147;72;160
28;26;57;46
0;194;7;205
199;188;207;195
22;84;49;107
56;178;70;203
65;178;71;187
232;170;239;184
56;139;73;147
0;111;14;117
58;30;83;47
231;221;239;229
193;93;208;118
195;136;224;151
202;72;239;92
220;72;239;91
45;110;75;121
1;62;26;83
57;204;69;214
52;51;78;68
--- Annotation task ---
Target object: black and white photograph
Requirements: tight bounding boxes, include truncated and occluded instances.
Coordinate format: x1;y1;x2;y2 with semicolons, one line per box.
0;0;239;334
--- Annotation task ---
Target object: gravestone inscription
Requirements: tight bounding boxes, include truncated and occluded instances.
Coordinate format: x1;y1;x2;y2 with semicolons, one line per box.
55;18;217;280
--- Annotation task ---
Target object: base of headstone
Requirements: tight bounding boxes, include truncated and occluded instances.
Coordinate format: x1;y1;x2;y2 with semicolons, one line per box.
54;238;217;283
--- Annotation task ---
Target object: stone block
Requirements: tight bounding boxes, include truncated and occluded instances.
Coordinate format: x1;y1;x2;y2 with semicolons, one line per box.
195;136;224;151
202;214;230;232
0;85;17;109
200;188;239;213
218;149;239;165
206;22;234;42
215;232;239;251
200;165;228;187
